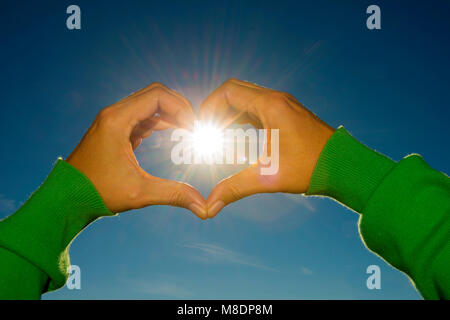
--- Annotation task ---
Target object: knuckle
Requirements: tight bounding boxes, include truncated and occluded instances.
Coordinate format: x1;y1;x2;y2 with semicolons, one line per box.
222;78;239;90
226;77;241;84
116;184;144;209
96;107;119;127
148;82;171;95
260;91;290;114
97;106;113;119
149;86;166;97
266;91;288;104
127;189;140;203
168;184;187;207
148;82;164;90
222;178;242;201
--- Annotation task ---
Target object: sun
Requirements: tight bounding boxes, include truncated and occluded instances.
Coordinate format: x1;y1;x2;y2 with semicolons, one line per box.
192;122;224;159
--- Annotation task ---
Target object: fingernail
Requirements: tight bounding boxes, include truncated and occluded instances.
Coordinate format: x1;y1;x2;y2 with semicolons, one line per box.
189;203;207;220
207;201;225;218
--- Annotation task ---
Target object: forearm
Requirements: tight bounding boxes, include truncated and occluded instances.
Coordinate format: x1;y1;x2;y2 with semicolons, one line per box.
307;127;450;299
0;248;48;299
0;159;113;299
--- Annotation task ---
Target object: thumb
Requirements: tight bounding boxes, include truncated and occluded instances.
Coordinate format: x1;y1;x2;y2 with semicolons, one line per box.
206;164;271;218
144;176;207;220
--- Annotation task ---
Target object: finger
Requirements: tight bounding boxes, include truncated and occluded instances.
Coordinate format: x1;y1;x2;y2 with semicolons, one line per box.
129;114;181;150
132;115;175;139
121;83;196;132
150;114;179;131
144;176;208;220
198;78;265;127
206;164;274;218
130;136;143;150
227;113;264;129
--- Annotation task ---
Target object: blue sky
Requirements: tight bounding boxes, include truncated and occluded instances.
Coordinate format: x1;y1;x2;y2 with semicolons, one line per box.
0;0;449;299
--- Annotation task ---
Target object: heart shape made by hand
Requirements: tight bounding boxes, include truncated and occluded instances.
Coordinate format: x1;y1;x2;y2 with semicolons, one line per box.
66;79;334;220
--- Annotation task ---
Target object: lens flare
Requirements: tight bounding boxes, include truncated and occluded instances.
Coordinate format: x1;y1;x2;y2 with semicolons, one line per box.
192;122;224;158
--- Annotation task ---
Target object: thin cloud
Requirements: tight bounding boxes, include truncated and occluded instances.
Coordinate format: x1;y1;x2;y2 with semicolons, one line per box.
282;194;316;212
0;194;16;216
137;282;192;298
300;266;313;276
226;193;316;225
125;279;193;298
181;242;275;271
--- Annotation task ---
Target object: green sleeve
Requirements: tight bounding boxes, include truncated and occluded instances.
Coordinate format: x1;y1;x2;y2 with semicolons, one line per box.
0;159;113;299
307;126;450;300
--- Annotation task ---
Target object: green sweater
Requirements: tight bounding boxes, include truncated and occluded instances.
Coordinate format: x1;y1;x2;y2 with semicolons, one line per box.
0;127;448;299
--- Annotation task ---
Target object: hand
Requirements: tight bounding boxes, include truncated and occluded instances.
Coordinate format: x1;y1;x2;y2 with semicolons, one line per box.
199;78;335;218
66;82;207;219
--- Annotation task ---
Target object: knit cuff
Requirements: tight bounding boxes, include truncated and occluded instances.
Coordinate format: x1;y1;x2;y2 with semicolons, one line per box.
0;159;114;291
306;126;396;213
